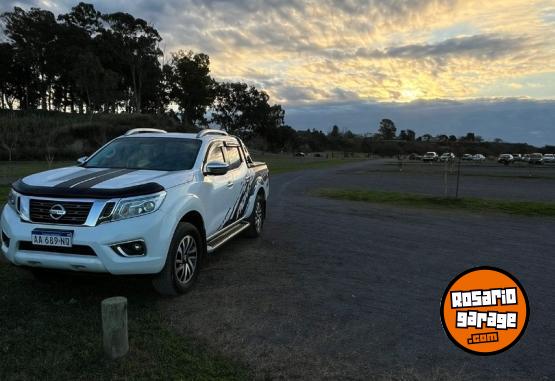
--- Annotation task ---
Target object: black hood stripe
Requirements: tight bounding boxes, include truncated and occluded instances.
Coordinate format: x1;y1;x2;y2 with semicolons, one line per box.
54;168;94;183
55;168;119;188
72;169;137;189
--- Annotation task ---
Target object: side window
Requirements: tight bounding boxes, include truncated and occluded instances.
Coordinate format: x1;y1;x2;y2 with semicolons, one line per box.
225;146;242;170
206;144;225;163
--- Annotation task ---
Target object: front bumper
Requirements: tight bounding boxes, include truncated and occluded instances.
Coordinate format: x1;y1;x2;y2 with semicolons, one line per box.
0;205;172;275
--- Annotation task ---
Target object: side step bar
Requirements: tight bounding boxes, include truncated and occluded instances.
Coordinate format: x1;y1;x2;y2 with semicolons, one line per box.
206;220;250;253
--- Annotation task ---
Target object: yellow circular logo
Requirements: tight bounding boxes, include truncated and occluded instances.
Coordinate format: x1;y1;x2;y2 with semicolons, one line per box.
441;266;529;355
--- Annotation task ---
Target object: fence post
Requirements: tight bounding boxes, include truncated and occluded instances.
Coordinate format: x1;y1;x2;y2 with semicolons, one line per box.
455;156;462;198
101;296;129;359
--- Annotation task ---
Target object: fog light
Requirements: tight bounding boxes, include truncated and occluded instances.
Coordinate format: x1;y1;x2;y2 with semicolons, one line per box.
111;240;146;257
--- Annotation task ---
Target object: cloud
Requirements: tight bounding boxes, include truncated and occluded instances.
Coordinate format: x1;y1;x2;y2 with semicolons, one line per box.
356;34;529;60
1;0;554;108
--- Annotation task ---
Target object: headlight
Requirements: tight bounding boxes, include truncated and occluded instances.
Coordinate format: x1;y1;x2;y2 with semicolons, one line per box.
7;189;19;213
109;191;166;222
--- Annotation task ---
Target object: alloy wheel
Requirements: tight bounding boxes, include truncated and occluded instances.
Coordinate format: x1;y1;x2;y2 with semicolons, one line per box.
174;235;197;284
254;199;263;233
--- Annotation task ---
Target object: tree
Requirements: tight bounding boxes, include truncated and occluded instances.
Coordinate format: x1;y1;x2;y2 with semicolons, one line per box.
361;137;373;155
1;7;59;109
166;50;215;127
378;118;396;140
0;43;17;109
70;51;120;114
58;2;103;35
55;2;104;112
101;12;162;112
264;124;298;152
399;129;415;141
463;132;476;142
419;133;433;142
212;82;284;140
328;125;343;150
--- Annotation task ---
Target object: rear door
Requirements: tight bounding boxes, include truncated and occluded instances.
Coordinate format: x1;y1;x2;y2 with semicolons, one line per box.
224;142;251;222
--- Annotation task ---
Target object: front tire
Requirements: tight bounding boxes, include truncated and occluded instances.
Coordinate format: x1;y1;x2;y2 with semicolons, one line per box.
152;222;203;296
245;193;265;238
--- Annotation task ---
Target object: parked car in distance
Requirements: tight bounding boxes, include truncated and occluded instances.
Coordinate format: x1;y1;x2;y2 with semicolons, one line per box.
522;154;531;162
543;154;555;163
294;152;306;157
497;154;514;165
462;154;474;161
472;154;486;161
512;154;523;162
529;153;544;165
439;152;455;162
408;153;422;160
422;152;438;162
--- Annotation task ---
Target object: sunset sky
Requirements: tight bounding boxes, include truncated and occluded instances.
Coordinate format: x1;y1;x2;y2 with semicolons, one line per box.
3;0;555;144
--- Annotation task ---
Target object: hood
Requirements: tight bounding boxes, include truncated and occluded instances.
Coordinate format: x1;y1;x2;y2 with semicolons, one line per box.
21;166;195;191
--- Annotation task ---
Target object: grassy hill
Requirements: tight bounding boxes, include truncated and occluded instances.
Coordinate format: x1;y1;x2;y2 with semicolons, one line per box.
0;111;186;161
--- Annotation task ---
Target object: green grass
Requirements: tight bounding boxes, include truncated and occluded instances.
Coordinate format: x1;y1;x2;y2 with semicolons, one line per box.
0;154;362;188
254;154;364;174
315;188;555;217
0;264;249;380
0;186;9;204
0;161;74;185
459;172;555;180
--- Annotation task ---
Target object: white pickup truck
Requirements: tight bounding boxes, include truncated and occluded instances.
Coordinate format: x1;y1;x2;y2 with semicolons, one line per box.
1;129;269;295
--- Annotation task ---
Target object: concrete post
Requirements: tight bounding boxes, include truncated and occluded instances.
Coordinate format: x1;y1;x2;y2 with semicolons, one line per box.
101;296;129;359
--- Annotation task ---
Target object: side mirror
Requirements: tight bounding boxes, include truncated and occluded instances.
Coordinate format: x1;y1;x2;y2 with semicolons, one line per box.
205;161;229;175
77;156;88;165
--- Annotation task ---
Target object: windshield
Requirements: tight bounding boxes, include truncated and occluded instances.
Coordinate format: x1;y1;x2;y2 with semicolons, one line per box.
84;137;202;171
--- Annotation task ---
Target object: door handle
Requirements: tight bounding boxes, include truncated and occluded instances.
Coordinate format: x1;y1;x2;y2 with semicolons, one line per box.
226;181;234;188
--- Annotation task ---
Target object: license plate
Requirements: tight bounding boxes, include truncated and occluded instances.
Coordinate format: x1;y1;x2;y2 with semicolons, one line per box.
31;229;73;248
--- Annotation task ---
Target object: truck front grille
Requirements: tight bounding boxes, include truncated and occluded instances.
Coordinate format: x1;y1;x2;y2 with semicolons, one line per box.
29;199;93;225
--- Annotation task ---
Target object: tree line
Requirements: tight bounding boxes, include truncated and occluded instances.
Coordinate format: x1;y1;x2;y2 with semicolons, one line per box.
0;2;286;144
293;120;544;158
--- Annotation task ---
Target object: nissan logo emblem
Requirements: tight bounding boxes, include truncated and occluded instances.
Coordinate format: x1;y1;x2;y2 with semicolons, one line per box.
49;204;66;220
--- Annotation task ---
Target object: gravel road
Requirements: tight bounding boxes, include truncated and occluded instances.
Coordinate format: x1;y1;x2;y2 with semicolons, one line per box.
163;159;555;380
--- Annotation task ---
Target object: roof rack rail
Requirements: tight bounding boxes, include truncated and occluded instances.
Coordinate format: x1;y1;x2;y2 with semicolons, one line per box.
196;129;228;138
125;128;167;136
